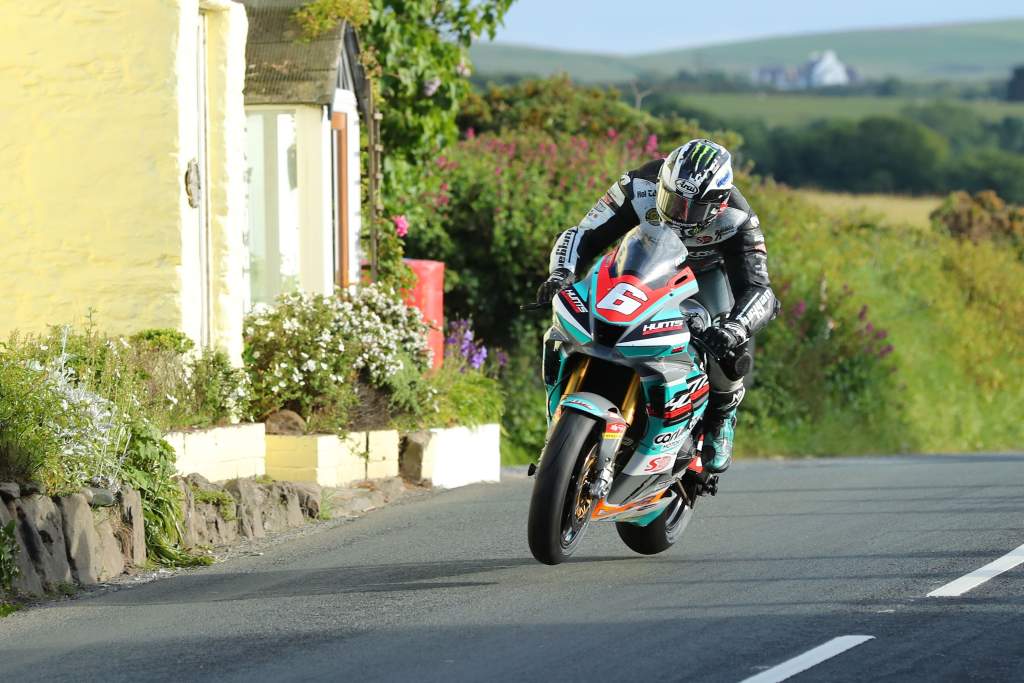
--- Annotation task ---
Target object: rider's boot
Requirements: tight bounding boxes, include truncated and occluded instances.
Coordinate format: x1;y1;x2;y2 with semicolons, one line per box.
700;409;737;474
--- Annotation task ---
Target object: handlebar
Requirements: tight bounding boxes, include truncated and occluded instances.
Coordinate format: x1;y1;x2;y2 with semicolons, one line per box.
519;302;549;312
691;334;752;381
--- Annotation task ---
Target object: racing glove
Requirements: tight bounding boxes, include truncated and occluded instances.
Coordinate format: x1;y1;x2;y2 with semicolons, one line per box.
701;321;747;359
536;268;574;305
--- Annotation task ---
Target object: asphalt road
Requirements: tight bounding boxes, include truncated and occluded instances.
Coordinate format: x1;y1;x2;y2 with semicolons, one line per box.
2;454;1024;682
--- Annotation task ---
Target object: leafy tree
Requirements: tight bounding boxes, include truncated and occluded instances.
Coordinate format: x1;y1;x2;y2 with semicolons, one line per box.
355;0;513;282
364;0;513;166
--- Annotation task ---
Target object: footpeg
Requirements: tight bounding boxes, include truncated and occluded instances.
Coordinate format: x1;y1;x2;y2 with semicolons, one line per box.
527;463;537;477
700;474;719;497
691;471;718;497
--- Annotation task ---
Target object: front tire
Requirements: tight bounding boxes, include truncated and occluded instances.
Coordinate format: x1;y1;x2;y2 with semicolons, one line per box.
615;482;693;555
527;411;599;565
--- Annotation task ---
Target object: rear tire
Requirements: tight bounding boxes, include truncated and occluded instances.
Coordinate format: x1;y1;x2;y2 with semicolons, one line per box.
615;482;693;555
527;411;599;565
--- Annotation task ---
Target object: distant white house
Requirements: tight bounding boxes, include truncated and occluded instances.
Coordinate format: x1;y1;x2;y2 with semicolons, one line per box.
753;50;859;90
806;50;851;87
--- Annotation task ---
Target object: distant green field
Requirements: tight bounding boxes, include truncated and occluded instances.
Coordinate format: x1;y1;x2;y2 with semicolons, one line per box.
663;92;1024;126
471;18;1024;83
799;190;942;230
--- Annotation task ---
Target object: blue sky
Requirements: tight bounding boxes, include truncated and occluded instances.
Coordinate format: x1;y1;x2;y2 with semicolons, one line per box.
487;0;1024;54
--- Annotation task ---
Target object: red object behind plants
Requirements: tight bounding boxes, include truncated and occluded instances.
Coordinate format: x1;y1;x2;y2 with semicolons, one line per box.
404;259;445;369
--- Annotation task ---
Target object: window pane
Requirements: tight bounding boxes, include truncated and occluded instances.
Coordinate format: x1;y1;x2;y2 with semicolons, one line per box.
245;110;301;307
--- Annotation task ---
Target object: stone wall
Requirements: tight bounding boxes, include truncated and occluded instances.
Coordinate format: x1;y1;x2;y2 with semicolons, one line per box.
0;483;145;596
0;474;323;598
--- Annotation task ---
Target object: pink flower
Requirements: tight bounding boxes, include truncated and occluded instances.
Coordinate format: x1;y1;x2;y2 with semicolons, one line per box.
392;214;409;238
465;127;476;140
644;134;658;156
607;128;618;140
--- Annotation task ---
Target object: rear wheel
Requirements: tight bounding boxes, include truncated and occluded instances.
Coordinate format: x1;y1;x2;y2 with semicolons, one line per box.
527;411;599;565
615;481;693;555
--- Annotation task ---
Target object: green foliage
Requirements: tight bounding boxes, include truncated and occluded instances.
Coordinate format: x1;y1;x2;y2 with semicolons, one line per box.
742;275;907;454
743;115;949;195
126;329;246;431
0;520;19;595
0;329;133;494
460;75;655;138
0;322;244;569
495;335;548;465
0;355;67;489
128;328;194;355
356;0;512;283
737;178;1024;453
190;485;237;522
365;0;512;166
120;421;211;567
459;75;740;148
179;349;249;429
293;0;370;40
424;362;504;428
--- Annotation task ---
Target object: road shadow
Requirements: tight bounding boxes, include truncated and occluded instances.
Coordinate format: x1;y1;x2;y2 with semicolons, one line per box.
93;555;642;607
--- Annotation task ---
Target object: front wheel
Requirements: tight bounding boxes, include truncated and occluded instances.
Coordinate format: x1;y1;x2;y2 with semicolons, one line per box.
615;482;693;555
527;411;599;565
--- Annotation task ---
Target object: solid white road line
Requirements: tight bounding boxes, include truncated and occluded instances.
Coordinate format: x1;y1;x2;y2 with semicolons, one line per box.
927;542;1024;598
740;635;875;683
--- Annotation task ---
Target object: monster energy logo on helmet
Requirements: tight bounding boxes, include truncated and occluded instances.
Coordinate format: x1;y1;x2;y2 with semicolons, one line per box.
688;140;720;169
683;139;726;173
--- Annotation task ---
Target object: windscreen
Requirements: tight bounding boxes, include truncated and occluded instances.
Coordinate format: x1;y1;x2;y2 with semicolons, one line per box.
608;224;689;289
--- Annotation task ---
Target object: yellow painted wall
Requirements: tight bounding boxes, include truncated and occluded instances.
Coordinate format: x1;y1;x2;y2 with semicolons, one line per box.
0;1;248;360
204;1;249;362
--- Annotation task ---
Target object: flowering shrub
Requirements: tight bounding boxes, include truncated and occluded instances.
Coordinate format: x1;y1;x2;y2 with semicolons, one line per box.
243;284;431;430
742;276;903;449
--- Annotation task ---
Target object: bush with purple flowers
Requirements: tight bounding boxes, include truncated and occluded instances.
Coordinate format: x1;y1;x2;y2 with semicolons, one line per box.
444;318;508;373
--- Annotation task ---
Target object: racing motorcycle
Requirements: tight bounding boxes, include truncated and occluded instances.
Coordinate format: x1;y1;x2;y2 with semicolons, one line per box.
524;223;749;565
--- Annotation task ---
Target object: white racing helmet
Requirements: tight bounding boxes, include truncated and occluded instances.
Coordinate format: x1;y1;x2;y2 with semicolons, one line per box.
656;139;734;237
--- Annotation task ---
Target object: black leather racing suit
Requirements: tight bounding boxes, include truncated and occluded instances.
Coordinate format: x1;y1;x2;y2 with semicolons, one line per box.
548;159;779;421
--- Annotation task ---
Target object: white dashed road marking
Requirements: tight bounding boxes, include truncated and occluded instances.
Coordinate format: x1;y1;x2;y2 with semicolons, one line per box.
928;542;1024;598
740;635;875;683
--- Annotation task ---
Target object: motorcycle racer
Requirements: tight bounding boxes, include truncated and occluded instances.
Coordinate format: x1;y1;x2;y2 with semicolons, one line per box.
537;139;779;473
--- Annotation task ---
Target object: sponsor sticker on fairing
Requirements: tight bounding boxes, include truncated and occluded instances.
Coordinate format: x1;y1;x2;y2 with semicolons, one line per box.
560;288;587;314
642;320;686;335
652;427;685;448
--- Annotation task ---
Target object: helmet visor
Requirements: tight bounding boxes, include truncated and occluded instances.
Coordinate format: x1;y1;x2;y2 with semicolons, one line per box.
656;184;717;227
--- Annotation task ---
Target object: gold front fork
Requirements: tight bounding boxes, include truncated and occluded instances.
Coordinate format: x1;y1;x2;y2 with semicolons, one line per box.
562;357;591;397
560;357;642;427
619;374;642;425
